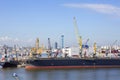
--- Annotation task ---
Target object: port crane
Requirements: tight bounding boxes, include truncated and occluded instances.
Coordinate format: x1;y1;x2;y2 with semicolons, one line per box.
110;40;118;58
85;39;89;45
83;38;89;48
82;39;89;58
93;42;97;57
109;40;117;53
73;17;82;58
30;38;43;57
47;38;52;58
111;40;117;49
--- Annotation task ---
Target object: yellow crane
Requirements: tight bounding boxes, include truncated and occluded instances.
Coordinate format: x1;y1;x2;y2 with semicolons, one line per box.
94;42;97;53
73;17;82;57
93;42;97;57
30;38;43;57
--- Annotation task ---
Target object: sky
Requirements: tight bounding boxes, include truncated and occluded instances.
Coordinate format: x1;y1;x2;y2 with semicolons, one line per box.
0;0;120;47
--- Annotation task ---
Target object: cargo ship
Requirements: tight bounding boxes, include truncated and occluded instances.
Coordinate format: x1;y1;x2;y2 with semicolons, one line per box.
25;46;120;70
0;61;19;68
25;38;120;70
25;57;120;70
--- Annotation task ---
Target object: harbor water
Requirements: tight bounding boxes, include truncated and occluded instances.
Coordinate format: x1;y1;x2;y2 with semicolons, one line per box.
0;68;120;80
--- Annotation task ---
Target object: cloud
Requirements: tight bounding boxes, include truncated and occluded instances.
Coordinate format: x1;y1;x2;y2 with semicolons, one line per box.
0;36;12;41
62;3;120;16
0;36;34;46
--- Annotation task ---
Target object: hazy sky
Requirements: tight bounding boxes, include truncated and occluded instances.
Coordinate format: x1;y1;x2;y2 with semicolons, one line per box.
0;0;120;47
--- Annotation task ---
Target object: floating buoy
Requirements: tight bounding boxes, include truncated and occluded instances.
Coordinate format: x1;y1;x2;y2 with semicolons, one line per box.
12;73;18;77
12;73;20;80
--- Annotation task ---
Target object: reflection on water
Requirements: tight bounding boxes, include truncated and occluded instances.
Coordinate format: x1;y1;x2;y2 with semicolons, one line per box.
0;68;120;80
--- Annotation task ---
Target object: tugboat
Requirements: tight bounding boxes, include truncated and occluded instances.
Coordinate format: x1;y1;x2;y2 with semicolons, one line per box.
0;46;19;68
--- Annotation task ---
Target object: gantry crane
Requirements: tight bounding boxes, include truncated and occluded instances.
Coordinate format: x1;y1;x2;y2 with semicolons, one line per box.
73;17;82;57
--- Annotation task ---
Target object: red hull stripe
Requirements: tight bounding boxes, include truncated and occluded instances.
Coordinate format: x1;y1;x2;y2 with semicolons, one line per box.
25;65;120;70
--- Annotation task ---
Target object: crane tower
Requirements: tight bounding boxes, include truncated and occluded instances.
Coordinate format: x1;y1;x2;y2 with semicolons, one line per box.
73;17;82;57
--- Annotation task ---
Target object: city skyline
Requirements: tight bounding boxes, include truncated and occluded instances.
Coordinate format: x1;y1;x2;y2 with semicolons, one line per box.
0;0;120;47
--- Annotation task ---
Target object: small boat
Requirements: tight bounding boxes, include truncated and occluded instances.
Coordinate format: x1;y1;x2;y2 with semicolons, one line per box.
0;61;19;68
0;46;19;68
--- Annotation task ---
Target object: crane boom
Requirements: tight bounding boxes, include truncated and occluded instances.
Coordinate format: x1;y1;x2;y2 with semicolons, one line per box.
73;17;82;50
94;42;97;54
85;39;89;45
112;40;117;47
93;42;97;58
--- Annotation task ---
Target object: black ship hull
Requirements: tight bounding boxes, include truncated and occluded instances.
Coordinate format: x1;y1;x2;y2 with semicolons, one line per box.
0;61;19;68
25;58;120;70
